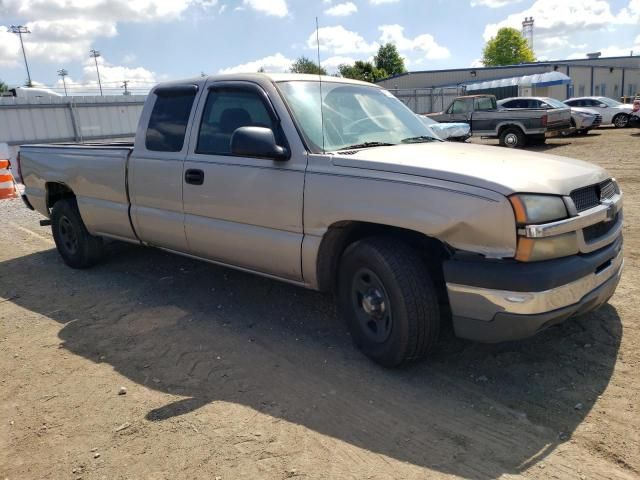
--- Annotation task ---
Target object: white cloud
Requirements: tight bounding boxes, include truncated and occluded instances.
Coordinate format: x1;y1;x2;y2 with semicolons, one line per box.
471;0;522;7
308;26;379;55
321;55;356;71
242;0;288;17
0;0;213;65
370;0;400;4
218;4;227;14
483;0;640;41
325;2;357;16
378;24;450;59
469;58;484;67
0;27;22;68
219;53;293;74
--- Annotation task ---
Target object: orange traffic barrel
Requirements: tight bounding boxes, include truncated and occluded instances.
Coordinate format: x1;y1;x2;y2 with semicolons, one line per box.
0;158;19;200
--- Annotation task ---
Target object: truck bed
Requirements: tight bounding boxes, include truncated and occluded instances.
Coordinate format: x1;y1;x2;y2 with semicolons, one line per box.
19;143;136;242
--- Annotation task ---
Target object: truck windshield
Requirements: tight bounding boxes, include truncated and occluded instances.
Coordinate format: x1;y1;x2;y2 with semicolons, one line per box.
277;81;440;153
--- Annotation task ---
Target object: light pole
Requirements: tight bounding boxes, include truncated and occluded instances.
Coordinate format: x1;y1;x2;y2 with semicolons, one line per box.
8;25;32;87
57;69;69;96
122;80;130;96
89;49;103;96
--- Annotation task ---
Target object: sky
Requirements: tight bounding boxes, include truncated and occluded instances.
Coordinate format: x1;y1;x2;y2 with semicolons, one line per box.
1;0;639;95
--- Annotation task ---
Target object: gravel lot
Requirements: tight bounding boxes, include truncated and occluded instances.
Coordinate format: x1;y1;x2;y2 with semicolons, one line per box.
1;127;639;479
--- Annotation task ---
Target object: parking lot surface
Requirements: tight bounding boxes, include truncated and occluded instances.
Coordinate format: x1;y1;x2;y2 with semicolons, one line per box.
1;127;639;479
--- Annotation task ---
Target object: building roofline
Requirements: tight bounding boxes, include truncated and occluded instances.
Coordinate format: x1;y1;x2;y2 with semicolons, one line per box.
376;55;640;83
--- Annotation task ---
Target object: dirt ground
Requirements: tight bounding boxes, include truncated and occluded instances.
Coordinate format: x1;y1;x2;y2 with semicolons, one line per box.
1;127;639;480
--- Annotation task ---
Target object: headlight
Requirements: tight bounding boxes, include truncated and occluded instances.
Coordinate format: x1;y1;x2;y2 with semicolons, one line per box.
509;195;573;261
509;194;568;225
576;112;593;118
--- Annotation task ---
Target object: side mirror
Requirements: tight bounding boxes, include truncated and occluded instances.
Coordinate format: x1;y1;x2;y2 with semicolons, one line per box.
231;126;289;160
598;103;608;108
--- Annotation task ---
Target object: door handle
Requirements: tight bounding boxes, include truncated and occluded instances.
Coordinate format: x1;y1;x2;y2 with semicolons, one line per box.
185;169;204;185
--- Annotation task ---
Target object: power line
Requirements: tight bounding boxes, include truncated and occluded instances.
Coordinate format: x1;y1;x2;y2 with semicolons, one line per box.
8;25;32;87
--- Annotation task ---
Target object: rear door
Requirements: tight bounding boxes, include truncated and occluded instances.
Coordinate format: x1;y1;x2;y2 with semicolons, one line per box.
129;85;201;251
182;80;306;281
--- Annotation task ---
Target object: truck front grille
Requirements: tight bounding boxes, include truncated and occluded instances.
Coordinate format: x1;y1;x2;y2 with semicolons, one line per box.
583;212;620;242
570;179;616;212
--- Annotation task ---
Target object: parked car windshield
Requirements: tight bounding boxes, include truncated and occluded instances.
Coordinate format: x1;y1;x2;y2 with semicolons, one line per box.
541;97;567;109
277;81;440;153
598;97;622;107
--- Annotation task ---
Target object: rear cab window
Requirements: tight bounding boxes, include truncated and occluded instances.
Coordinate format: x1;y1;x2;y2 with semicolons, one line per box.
145;86;197;152
473;97;496;111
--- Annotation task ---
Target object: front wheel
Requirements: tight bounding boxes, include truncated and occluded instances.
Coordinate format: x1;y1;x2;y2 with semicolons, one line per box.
612;113;629;128
499;127;526;148
337;237;440;367
51;198;105;269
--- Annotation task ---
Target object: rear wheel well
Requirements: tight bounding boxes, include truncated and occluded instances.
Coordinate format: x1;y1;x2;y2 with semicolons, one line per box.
46;182;75;211
497;124;523;136
316;221;450;300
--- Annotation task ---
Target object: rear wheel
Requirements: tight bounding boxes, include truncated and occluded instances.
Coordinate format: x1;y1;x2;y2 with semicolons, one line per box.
612;113;629;128
51;198;104;269
337;237;440;367
499;127;526;148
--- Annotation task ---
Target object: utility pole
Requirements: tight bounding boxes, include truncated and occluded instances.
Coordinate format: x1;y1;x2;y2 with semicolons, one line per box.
122;80;130;96
9;26;32;87
89;49;103;96
522;17;534;53
57;69;69;96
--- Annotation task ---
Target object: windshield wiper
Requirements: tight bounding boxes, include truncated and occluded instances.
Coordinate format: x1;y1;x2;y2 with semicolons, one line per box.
337;141;395;151
400;136;439;144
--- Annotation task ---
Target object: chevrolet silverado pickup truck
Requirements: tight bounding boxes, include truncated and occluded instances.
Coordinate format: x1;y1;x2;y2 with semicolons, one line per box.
18;74;624;367
428;94;572;147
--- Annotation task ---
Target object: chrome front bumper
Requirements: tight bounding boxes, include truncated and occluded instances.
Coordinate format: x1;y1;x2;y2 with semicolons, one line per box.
447;248;623;322
445;236;623;343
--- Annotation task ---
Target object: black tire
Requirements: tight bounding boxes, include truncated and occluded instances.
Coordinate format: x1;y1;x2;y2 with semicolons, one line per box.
499;127;526;148
612;113;629;128
337;237;440;367
51;198;104;269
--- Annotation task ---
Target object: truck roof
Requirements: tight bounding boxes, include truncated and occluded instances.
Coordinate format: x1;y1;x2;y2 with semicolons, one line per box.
153;73;378;90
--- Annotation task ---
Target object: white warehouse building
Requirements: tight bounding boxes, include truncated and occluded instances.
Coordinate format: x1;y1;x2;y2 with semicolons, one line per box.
376;55;640;104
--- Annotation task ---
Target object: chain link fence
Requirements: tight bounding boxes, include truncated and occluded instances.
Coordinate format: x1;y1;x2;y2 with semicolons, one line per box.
386;87;466;114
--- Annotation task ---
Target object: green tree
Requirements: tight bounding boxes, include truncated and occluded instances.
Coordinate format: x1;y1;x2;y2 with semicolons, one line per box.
338;61;387;83
0;80;8;93
290;56;327;75
374;43;406;77
482;27;535;66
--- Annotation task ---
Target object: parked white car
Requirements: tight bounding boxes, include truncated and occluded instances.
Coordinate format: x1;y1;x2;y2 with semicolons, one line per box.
563;97;634;128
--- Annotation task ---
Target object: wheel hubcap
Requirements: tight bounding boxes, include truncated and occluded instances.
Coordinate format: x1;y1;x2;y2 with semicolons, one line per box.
351;268;392;343
505;133;517;146
59;216;79;255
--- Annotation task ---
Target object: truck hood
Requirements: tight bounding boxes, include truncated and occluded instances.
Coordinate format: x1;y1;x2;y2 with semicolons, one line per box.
331;142;609;196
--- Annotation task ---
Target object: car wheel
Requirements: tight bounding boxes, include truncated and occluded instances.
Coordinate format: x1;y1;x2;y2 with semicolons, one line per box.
612;113;629;128
499;127;526;148
51;198;105;269
337;237;440;367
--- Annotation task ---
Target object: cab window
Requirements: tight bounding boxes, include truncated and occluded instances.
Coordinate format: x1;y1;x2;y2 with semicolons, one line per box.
196;87;280;155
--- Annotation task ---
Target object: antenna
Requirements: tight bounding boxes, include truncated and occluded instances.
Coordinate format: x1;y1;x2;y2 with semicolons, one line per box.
315;16;325;154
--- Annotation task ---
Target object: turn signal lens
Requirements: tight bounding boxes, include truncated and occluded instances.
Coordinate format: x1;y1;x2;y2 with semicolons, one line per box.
515;232;579;261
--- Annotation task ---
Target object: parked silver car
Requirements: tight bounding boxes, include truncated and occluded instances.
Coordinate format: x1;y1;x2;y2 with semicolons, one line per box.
563;97;635;128
497;97;601;135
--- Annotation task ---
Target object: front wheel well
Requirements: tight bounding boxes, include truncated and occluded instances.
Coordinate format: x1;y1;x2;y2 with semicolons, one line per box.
46;182;75;211
316;221;451;297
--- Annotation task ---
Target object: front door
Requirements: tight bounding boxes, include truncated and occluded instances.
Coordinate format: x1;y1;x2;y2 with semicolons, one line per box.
182;81;305;281
129;85;200;252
